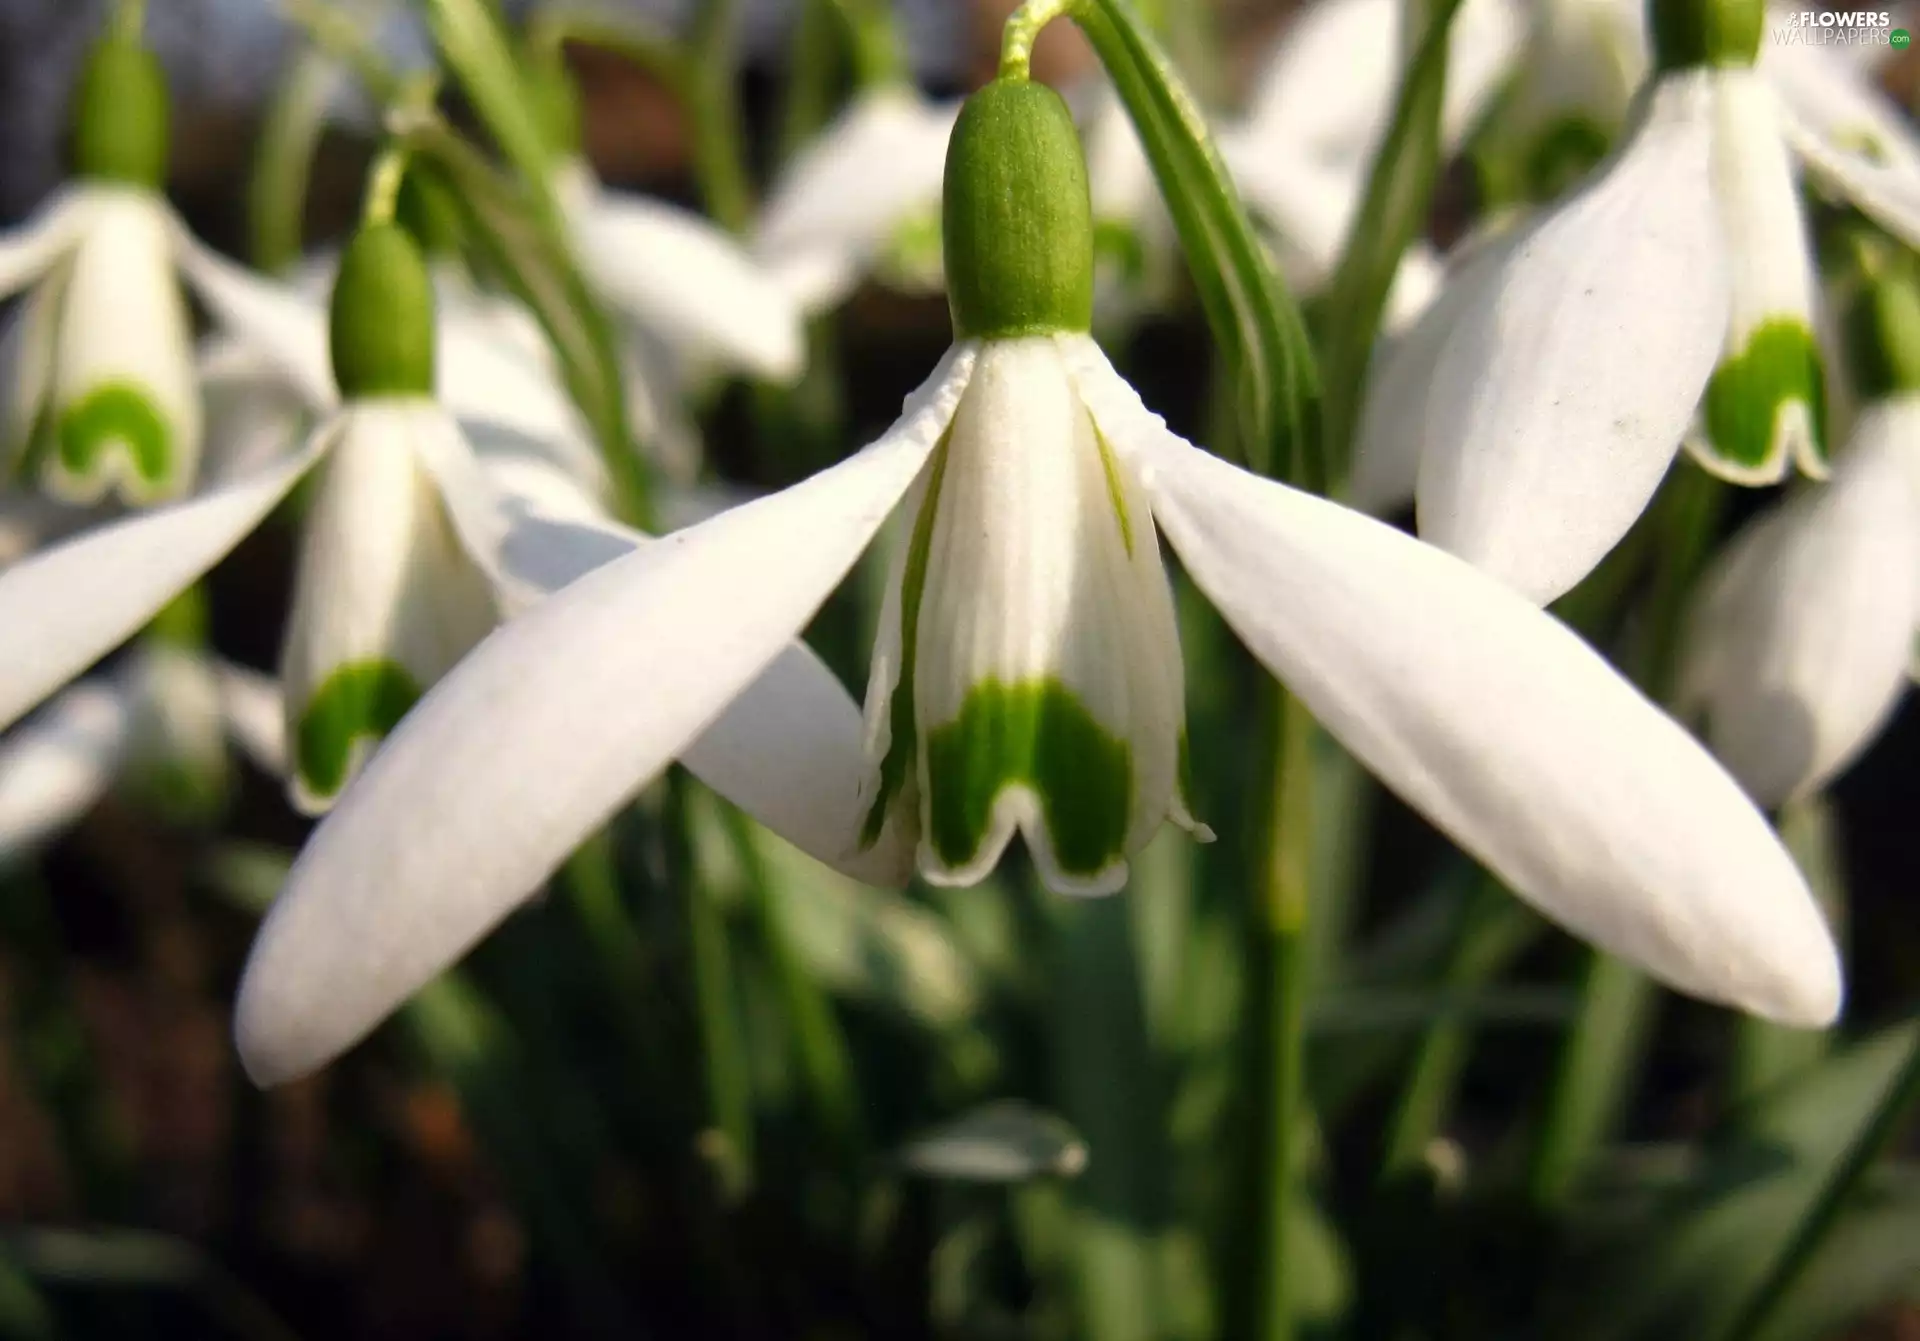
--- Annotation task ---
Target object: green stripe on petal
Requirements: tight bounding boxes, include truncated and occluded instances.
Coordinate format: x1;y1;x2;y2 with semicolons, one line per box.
925;676;1133;882
1093;422;1136;559
52;380;174;495
1699;319;1827;481
294;659;423;804
861;426;953;849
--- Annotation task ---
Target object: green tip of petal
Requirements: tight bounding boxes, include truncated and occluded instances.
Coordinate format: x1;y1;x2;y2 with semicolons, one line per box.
942;79;1095;340
70;37;170;186
924;677;1133;885
1699;321;1827;481
330;222;437;400
1649;0;1762;71
52;381;176;500
293;660;423;805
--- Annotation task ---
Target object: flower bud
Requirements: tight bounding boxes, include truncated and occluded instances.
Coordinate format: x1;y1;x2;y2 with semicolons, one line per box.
942;79;1095;340
1649;0;1762;72
1847;264;1920;399
329;222;437;400
70;36;170;187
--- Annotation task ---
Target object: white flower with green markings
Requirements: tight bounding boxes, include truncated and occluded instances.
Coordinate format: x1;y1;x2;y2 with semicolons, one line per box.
1676;267;1920;806
233;78;1839;1089
0;31;208;505
1360;0;1920;605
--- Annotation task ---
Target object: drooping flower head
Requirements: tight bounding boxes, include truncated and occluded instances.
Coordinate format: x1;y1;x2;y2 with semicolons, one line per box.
232;63;1840;1088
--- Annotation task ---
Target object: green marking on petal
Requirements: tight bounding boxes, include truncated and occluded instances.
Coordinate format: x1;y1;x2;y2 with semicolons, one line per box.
1524;117;1612;204
54;380;173;490
1092;421;1135;559
1701;319;1827;477
925;677;1133;880
294;659;423;802
861;425;954;849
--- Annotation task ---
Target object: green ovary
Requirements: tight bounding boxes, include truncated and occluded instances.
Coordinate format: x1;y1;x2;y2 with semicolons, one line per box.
295;660;423;801
924;677;1133;880
1702;320;1827;473
55;381;173;490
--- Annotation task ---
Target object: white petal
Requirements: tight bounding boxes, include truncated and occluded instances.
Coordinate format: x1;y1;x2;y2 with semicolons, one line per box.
754;90;956;281
562;166;806;382
279;401;498;814
1686;70;1825;484
0;430;328;734
123;644;229;796
476;443;916;884
197;339;313;483
0;680;131;863
1108;384;1840;1026
173;233;336;409
43;190;201;504
1677;398;1920;805
893;337;1191;895
3;260;64;468
232;346;973;1085
1414;71;1729;605
0;187;88;297
1349;221;1528;513
214;660;287;778
1773;46;1920;253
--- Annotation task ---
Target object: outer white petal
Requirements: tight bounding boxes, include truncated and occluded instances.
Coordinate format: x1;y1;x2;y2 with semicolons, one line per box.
173;235;335;408
475;438;916;885
1677;399;1920;805
0;432;329;734
215;661;287;778
197;338;313;482
0;188;89;297
42;190;201;504
279;401;499;814
1773;44;1920;253
232;346;973;1085
1415;71;1728;605
754;90;956;285
1096;372;1840;1025
560;164;805;382
1686;70;1825;484
0;681;131;863
1350;221;1528;513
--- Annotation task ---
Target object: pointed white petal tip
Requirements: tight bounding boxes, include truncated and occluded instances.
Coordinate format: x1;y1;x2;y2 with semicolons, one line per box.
1120;408;1843;1027
916;786;1130;899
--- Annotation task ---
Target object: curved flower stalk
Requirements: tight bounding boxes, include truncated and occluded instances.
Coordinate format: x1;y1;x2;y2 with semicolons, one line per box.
1677;266;1920;806
233;77;1839;1089
0;29;211;506
0;643;285;866
753;86;962;313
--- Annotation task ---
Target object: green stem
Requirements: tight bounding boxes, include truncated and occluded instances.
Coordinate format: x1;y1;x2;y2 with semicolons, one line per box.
1731;798;1840;1107
281;0;404;106
674;781;756;1201
1719;1024;1920;1341
828;0;907;87
361;145;409;225
688;0;753;233
1380;875;1536;1179
111;0;146;42
1529;462;1726;1210
1249;687;1316;1341
720;805;865;1160
1000;0;1076;80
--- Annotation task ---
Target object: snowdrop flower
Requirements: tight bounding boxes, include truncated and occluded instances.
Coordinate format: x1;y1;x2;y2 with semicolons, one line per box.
0;222;553;814
529;68;805;385
1676;270;1920;805
754;86;961;313
1366;0;1863;606
233;77;1840;1087
0;627;284;866
0;29;207;505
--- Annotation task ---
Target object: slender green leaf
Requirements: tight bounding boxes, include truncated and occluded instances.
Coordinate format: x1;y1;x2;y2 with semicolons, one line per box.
1072;0;1319;482
398;124;644;520
1318;0;1466;488
418;0;562;220
246;45;344;274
